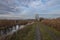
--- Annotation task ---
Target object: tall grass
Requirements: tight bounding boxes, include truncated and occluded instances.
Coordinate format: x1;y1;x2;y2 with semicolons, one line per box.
1;23;36;40
41;18;60;31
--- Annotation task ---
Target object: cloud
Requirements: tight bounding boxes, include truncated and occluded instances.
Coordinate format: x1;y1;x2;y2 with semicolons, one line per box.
48;10;60;14
0;0;60;19
26;0;60;10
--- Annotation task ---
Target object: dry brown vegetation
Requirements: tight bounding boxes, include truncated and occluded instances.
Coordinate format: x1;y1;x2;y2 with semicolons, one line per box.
0;20;16;26
0;20;16;29
41;18;60;31
0;20;33;29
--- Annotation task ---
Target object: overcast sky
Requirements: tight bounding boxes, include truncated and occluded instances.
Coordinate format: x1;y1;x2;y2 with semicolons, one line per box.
0;0;60;19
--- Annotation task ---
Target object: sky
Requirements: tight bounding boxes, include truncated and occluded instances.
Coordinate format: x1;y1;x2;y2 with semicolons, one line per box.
0;0;60;19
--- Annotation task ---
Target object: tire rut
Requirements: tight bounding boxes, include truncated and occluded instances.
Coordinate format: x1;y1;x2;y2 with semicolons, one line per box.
35;23;42;40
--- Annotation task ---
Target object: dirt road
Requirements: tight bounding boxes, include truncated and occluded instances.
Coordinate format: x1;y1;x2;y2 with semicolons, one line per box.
35;22;60;40
35;22;42;40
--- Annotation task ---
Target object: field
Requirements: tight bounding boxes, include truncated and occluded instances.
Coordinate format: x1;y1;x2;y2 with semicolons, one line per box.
41;18;60;31
0;20;33;29
0;18;60;40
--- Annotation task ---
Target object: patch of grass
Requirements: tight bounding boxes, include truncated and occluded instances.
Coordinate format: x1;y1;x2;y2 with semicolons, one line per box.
4;23;36;40
39;23;53;40
23;24;36;40
40;22;60;40
47;26;60;37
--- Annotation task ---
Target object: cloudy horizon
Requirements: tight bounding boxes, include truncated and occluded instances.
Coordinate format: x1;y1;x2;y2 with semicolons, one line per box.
0;0;60;19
